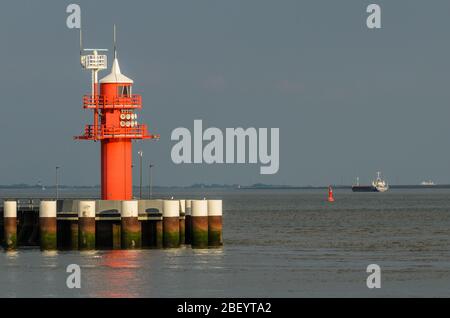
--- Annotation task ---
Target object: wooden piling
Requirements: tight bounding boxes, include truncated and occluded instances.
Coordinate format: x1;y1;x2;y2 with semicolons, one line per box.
179;200;186;245
208;200;223;247
185;200;192;244
163;200;180;248
191;200;208;249
78;201;96;250
121;201;141;249
3;201;17;251
39;201;57;251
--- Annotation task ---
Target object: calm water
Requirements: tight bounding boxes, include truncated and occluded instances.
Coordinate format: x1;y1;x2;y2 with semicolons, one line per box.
1;188;450;297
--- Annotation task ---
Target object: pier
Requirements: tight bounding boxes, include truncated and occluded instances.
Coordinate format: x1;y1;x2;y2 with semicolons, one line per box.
0;198;223;251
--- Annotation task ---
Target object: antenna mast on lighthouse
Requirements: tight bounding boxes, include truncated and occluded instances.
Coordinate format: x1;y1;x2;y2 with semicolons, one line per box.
79;29;108;141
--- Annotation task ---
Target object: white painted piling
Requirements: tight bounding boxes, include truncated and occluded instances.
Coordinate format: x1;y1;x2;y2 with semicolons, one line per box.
78;200;96;250
39;200;57;250
120;200;141;249
208;200;223;247
3;201;17;250
163;200;180;248
191;200;208;249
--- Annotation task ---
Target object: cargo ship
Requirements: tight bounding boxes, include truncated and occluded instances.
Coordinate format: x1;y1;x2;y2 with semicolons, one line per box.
352;172;389;192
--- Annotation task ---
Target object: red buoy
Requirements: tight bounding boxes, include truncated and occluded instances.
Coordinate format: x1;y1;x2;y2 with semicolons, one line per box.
328;186;335;202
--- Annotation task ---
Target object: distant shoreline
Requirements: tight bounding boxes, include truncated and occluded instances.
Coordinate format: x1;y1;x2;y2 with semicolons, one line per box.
1;184;449;190
239;185;450;190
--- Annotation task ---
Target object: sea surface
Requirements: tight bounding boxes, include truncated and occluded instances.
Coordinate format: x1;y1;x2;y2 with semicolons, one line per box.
1;188;450;297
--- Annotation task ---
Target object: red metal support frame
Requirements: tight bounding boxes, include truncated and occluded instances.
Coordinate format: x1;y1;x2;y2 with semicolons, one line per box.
83;95;142;110
75;124;160;141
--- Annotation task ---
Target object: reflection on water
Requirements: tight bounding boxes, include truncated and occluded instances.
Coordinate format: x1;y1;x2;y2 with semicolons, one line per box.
101;250;140;268
93;250;142;297
5;251;19;260
42;251;58;258
2;189;450;297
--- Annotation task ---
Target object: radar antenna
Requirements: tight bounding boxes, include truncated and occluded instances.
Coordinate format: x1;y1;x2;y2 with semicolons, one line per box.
78;28;109;141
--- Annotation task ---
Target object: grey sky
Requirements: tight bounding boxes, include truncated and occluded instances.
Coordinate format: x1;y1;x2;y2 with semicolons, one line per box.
0;0;450;186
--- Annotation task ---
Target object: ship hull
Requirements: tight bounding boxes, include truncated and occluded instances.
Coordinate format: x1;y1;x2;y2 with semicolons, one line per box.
352;186;379;192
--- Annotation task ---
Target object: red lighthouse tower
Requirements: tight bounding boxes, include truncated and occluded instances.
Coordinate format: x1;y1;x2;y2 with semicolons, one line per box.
76;29;158;200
